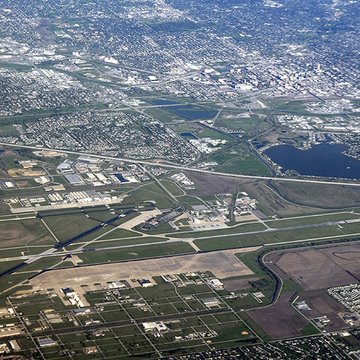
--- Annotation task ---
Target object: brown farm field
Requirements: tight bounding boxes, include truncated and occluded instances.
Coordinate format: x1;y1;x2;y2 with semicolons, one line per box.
266;244;360;290
297;290;348;332
249;243;360;339
247;292;309;339
184;170;251;195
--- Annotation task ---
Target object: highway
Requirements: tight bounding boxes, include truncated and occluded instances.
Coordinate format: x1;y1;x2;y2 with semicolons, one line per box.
0;142;359;187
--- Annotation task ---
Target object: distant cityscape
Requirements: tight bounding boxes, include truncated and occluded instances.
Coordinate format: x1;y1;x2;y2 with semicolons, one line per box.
0;0;359;359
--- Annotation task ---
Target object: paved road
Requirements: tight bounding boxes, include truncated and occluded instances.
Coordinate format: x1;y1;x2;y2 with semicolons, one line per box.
1;142;359;187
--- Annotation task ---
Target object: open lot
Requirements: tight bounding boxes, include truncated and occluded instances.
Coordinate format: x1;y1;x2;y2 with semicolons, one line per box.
7;168;46;177
30;249;255;291
223;277;260;292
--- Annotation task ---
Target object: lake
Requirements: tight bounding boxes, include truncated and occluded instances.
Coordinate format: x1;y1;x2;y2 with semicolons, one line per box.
264;143;360;180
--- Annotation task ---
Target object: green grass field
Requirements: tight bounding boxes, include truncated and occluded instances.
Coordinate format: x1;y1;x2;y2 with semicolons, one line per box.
97;227;140;240
270;181;360;209
79;241;195;263
195;223;360;251
209;143;271;176
266;212;360;229
169;222;267;239
43;214;100;242
160;179;185;197
220;114;271;135
83;236;167;249
131;182;176;209
0;218;55;248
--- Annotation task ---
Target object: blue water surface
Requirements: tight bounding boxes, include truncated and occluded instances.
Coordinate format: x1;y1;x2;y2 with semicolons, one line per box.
264;143;360;179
